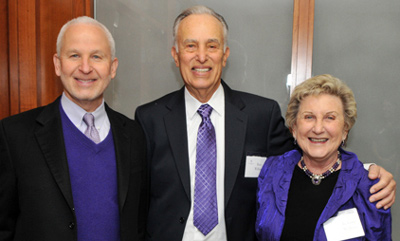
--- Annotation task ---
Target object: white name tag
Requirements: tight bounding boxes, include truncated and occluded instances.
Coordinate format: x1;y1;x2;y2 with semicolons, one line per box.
244;156;267;178
323;208;365;241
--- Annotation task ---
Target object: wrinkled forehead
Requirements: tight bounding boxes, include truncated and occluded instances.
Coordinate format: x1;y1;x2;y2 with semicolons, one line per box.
177;14;224;39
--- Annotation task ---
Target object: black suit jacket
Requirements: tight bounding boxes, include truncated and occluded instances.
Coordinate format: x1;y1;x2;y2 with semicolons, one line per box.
0;97;147;241
135;81;294;241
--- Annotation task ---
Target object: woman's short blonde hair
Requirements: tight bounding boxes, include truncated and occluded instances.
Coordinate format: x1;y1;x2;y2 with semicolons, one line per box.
286;74;357;136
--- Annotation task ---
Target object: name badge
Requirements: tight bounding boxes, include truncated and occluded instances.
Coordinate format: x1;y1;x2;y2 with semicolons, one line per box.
244;156;267;178
323;208;365;241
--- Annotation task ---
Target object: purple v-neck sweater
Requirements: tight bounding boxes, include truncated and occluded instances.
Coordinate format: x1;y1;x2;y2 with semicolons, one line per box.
60;106;120;241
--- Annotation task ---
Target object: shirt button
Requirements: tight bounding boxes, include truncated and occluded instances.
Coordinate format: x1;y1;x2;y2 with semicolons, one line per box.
68;222;75;229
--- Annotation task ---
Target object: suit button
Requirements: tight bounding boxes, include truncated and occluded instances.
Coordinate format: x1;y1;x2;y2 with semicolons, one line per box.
179;217;185;224
68;222;75;229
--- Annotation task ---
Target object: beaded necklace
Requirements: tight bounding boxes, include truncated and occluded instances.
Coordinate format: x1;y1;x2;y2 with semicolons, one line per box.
300;152;341;185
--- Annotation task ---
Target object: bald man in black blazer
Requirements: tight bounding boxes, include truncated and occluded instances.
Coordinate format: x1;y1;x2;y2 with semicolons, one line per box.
0;16;147;241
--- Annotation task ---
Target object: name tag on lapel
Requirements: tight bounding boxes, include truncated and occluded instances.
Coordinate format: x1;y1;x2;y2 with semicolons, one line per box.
323;208;365;241
244;156;267;178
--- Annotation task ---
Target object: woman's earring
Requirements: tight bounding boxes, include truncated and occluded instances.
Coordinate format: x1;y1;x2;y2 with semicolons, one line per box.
294;138;297;145
341;139;345;147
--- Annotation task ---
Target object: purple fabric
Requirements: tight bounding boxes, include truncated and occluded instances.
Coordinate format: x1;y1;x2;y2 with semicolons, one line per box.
256;149;392;241
60;107;120;241
193;104;218;235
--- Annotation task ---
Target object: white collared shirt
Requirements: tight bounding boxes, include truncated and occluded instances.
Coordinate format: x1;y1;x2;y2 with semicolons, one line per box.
182;84;227;241
60;93;110;141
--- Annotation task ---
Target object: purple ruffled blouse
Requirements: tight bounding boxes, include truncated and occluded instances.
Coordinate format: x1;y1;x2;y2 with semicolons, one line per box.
256;149;392;241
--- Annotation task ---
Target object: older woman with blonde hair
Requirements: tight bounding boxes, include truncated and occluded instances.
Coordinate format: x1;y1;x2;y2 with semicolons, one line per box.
256;74;391;240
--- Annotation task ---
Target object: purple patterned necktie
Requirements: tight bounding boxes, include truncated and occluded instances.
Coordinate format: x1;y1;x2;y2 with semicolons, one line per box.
194;104;218;235
83;113;101;144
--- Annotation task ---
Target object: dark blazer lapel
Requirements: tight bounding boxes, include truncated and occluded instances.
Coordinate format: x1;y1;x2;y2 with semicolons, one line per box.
35;98;74;209
164;88;191;200
106;105;131;211
222;81;248;206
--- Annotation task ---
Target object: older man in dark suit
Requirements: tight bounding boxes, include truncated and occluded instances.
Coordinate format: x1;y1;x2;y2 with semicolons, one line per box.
0;16;147;241
135;5;396;241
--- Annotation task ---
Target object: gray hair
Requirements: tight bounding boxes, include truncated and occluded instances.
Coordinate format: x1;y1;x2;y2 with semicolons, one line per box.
56;16;116;59
173;5;229;52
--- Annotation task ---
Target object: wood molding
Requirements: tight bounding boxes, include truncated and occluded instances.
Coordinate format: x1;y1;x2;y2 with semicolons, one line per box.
291;0;314;90
8;0;22;115
18;0;38;113
0;1;10;119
